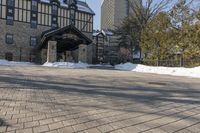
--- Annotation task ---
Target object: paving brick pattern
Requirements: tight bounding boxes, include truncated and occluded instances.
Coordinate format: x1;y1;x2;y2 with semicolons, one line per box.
0;65;200;133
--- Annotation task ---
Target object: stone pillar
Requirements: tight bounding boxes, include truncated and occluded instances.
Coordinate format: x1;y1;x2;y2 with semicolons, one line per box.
87;44;93;64
78;44;87;63
65;51;73;62
47;41;57;62
41;49;47;64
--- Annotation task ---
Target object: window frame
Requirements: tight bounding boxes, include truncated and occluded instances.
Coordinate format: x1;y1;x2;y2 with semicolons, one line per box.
31;0;38;11
30;36;37;46
31;20;37;28
7;0;14;7
5;34;14;44
52;4;57;15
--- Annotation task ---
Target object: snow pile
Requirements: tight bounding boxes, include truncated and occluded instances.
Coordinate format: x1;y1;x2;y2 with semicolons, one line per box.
43;62;113;69
115;62;200;78
43;62;90;69
0;59;34;66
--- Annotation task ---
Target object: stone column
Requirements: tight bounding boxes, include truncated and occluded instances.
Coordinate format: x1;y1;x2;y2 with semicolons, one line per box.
66;51;73;62
78;44;87;63
47;41;57;62
41;49;47;64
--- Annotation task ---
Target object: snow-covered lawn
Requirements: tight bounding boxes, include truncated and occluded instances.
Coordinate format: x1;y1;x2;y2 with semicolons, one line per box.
115;63;200;78
0;59;34;66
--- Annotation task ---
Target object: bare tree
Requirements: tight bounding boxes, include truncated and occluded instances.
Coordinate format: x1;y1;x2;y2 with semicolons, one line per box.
116;0;173;62
128;0;173;29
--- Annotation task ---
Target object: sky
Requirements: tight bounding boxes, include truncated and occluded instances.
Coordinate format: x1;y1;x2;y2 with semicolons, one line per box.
84;0;102;30
82;0;200;30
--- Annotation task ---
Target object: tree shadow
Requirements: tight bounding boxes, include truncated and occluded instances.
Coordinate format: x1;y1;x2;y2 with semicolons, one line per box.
0;73;200;105
0;72;200;124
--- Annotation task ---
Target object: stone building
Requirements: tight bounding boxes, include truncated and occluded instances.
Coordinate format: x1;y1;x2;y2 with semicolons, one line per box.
93;29;142;64
0;0;94;64
93;30;120;64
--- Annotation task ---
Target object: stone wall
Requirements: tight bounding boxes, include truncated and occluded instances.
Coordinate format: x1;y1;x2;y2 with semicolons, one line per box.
0;19;94;64
47;41;57;63
0;20;51;62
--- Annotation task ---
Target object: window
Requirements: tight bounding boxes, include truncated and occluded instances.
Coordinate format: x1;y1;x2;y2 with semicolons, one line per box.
6;16;14;25
30;37;37;46
5;52;13;61
52;23;57;28
32;13;36;18
52;5;57;15
32;0;37;11
7;0;14;7
6;34;14;44
31;20;37;28
8;9;13;14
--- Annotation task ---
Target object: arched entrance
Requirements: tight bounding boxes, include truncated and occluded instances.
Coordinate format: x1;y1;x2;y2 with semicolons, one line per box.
5;52;13;61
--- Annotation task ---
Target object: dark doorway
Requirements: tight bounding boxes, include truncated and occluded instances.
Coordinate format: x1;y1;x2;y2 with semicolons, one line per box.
5;52;13;61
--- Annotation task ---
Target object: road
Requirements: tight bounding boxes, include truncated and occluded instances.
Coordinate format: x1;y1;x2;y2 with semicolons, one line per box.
0;65;200;133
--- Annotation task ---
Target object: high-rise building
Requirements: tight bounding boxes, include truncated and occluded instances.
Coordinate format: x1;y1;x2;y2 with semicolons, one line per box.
101;0;137;30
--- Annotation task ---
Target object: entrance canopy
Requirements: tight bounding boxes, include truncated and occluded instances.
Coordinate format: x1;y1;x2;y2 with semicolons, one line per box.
39;25;92;53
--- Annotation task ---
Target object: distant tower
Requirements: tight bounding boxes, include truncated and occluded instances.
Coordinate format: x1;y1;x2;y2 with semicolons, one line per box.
101;0;138;30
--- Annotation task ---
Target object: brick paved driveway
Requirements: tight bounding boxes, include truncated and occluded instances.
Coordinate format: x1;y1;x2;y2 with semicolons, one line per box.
0;65;200;133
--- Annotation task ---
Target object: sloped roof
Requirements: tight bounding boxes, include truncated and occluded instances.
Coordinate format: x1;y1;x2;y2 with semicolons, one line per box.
40;0;95;15
39;24;92;50
93;29;114;37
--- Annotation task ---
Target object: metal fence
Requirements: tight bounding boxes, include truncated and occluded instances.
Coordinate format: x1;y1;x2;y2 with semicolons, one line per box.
141;59;200;68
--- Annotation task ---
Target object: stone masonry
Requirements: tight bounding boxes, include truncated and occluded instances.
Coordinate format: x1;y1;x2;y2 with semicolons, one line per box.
78;44;88;63
47;41;57;63
0;20;51;62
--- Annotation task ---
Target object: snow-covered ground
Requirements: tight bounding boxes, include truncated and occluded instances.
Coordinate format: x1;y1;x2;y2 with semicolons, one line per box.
43;62;113;69
1;59;200;78
0;59;34;66
115;63;200;78
43;62;90;69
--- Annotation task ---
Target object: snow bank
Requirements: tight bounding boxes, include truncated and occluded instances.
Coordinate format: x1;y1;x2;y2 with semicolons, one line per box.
43;62;113;69
43;62;90;69
0;59;34;66
115;63;200;78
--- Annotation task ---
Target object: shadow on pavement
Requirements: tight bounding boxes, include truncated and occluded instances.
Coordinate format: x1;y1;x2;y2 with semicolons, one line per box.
0;71;200;124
